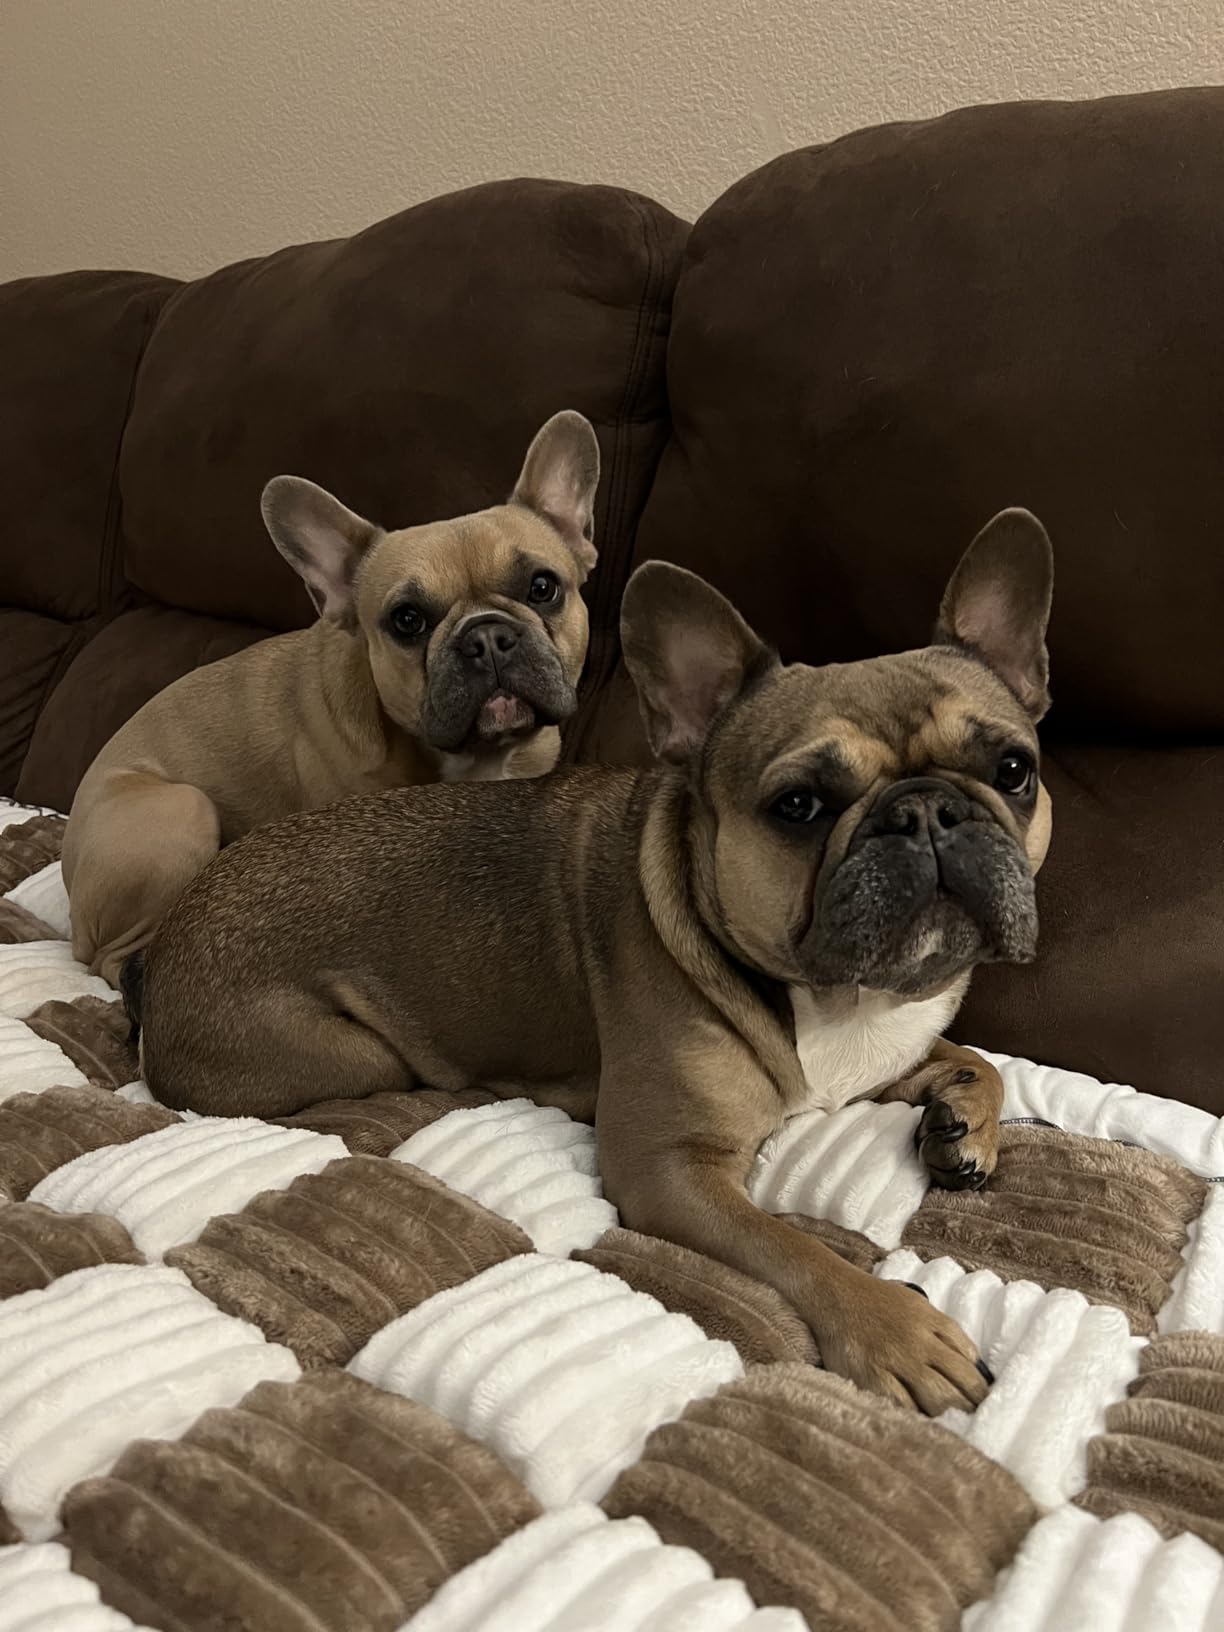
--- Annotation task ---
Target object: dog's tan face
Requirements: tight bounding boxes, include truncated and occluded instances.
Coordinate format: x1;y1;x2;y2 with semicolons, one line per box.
261;411;598;760
623;510;1054;998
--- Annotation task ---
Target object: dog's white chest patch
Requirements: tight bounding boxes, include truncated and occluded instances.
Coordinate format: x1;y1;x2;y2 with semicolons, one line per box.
787;986;960;1115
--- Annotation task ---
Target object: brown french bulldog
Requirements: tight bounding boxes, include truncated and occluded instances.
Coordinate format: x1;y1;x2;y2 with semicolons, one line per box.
63;411;599;985
134;507;1053;1413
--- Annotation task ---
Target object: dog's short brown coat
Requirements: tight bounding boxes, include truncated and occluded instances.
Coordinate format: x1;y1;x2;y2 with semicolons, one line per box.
138;510;1054;1415
63;413;600;985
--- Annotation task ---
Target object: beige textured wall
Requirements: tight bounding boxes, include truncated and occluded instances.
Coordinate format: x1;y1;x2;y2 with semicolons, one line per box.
3;0;1223;283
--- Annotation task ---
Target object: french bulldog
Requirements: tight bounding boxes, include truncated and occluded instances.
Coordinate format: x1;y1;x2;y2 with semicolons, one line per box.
63;411;599;985
133;507;1053;1413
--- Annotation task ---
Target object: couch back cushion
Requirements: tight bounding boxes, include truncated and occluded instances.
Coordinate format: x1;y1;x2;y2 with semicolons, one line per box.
10;181;687;806
581;87;1224;759
0;271;177;792
120;180;686;640
0;271;176;622
578;88;1224;1110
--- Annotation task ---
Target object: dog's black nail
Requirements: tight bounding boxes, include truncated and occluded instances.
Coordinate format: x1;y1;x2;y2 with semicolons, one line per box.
976;1359;995;1385
957;1156;977;1173
968;1168;988;1190
904;1282;929;1300
942;1121;969;1142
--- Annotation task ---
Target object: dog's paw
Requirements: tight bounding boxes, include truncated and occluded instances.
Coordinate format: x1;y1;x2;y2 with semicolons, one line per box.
914;1056;1003;1192
816;1276;990;1415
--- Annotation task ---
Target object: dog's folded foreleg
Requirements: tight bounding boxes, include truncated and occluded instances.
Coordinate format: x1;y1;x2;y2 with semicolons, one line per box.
596;1035;990;1416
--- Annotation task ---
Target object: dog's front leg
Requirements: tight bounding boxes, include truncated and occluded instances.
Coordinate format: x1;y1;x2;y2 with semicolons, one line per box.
596;1031;990;1416
878;1039;1004;1191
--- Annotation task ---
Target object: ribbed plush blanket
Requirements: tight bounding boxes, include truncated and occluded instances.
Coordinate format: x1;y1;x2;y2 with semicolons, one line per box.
1;797;1223;1632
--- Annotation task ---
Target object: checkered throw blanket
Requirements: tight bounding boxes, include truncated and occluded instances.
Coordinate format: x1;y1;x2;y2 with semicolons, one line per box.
1;797;1223;1632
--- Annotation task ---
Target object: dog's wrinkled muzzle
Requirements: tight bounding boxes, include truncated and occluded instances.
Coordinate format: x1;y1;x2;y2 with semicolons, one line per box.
799;777;1039;994
421;617;577;752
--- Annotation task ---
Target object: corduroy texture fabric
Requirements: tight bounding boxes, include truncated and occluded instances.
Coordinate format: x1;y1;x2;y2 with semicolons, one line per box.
2;803;1224;1631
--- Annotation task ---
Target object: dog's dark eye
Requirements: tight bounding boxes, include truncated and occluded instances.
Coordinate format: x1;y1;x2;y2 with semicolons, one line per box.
772;788;823;824
388;603;426;641
995;753;1034;795
527;571;561;606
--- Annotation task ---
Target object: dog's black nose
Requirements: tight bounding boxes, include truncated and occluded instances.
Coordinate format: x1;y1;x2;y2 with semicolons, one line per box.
872;778;970;839
459;614;521;670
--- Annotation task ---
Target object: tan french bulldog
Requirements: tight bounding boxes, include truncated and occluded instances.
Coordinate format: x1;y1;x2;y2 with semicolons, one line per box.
63;411;600;985
134;507;1054;1414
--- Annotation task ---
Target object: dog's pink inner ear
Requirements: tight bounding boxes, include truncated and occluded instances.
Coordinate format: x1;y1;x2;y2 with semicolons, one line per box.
950;585;1016;659
648;630;756;762
937;507;1053;720
621;562;772;765
510;411;600;573
262;477;378;627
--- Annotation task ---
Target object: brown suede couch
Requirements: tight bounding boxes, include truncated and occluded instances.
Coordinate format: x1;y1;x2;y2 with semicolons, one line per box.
4;87;1223;1113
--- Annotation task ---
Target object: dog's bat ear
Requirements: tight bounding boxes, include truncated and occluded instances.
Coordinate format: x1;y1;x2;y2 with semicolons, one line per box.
621;561;776;765
261;477;379;629
936;507;1054;720
510;411;600;575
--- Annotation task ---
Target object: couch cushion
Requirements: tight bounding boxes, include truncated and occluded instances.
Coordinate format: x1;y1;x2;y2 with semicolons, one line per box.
956;744;1224;1115
16;608;268;814
0;613;81;796
579;88;1224;1110
2;183;686;807
119;179;687;643
0;271;178;795
583;86;1224;748
0;271;176;624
